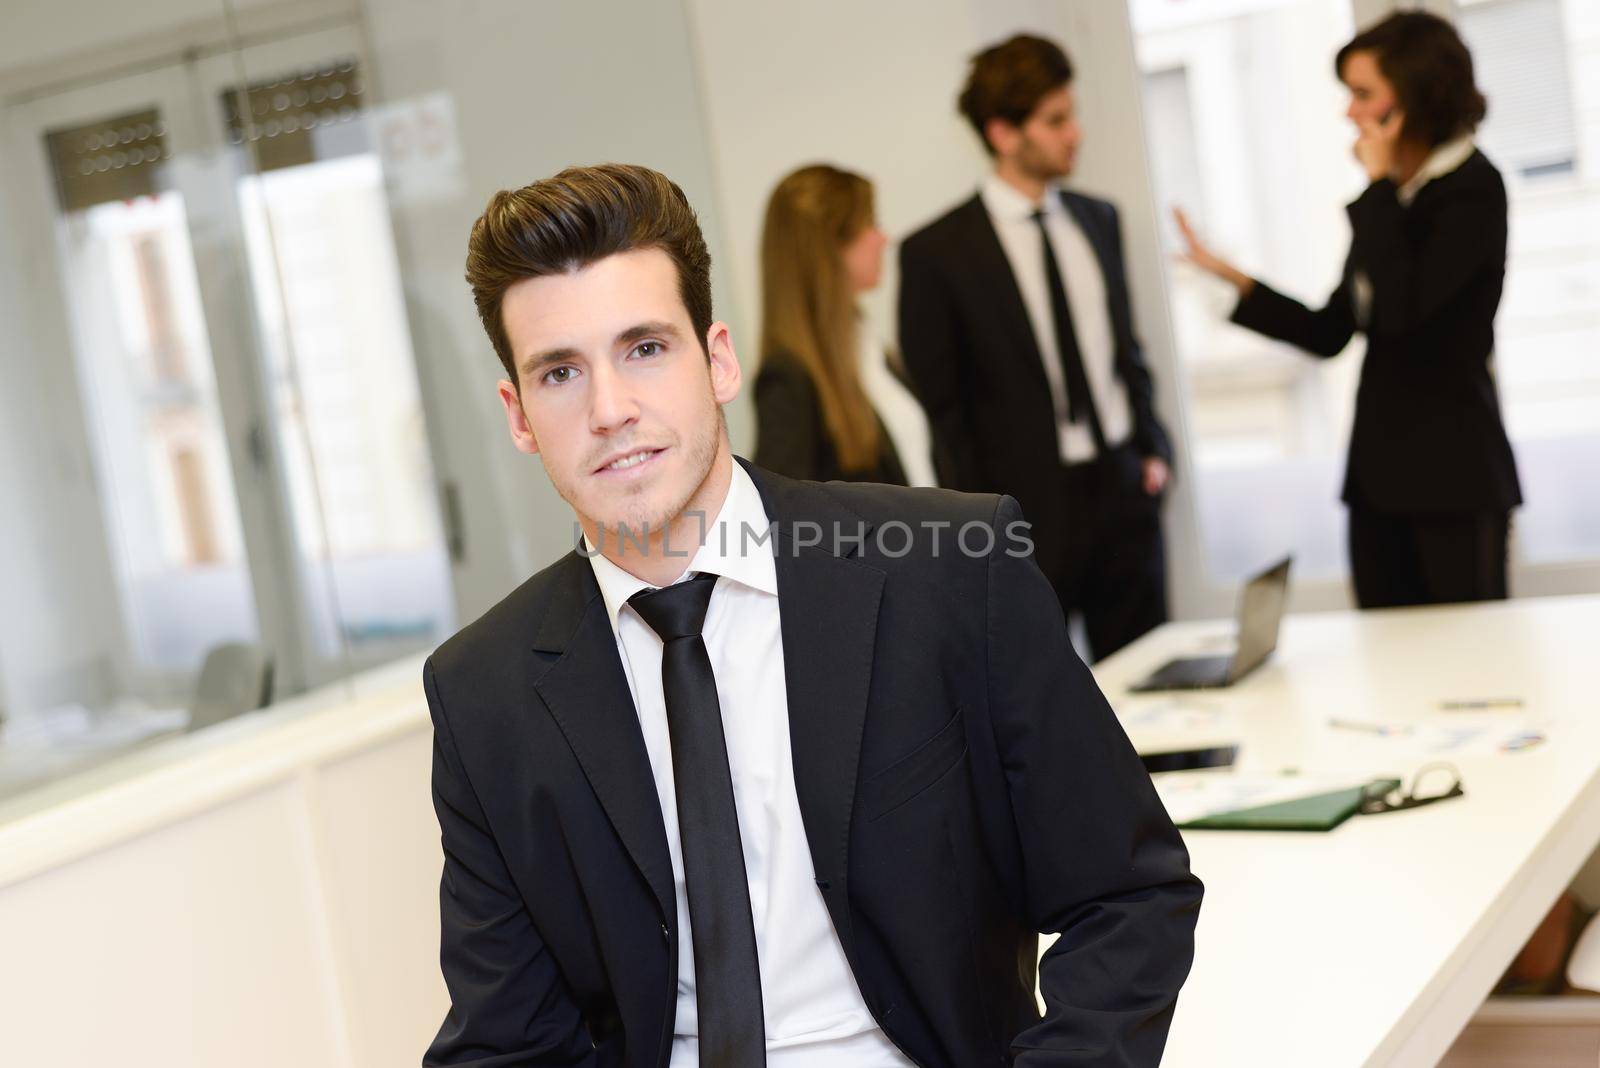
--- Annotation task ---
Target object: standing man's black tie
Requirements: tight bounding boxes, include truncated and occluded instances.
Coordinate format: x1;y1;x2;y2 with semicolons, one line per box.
1031;208;1107;453
628;572;766;1068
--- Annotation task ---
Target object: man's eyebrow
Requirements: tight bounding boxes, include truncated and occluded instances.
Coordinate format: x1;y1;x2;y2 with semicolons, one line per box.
519;346;581;378
615;320;683;347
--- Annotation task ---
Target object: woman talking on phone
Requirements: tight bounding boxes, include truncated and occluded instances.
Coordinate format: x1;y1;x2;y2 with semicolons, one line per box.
1175;11;1521;609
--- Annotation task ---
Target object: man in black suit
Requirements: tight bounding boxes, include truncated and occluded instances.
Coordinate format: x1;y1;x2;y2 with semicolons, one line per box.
900;35;1175;661
426;163;1200;1067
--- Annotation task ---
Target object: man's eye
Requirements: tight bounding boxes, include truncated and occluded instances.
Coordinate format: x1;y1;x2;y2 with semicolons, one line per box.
633;341;663;359
544;365;577;385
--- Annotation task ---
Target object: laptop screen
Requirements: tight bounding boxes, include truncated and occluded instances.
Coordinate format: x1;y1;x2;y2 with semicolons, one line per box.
1226;557;1293;681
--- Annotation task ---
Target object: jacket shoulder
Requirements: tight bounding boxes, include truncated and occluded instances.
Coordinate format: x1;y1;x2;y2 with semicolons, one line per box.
429;552;584;679
1063;188;1116;216
753;354;816;395
1424;150;1506;207
816;480;1011;543
901;194;985;257
1457;150;1506;196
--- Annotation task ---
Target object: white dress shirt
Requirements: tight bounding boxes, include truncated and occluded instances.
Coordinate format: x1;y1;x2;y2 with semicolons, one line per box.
584;457;914;1068
979;174;1133;463
858;322;938;488
1397;134;1476;207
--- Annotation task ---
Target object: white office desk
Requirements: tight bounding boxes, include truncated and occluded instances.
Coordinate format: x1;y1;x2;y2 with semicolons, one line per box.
1079;594;1600;1067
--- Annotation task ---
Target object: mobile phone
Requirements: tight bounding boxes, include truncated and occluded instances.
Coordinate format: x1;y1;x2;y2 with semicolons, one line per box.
1140;745;1239;774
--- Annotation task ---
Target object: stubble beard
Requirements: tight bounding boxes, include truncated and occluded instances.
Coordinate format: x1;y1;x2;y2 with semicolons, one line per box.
554;395;724;549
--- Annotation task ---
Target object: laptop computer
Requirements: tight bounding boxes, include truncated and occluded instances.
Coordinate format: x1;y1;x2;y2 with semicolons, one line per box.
1129;556;1293;692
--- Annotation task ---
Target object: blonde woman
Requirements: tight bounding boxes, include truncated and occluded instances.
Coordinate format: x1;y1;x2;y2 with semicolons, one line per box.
754;164;936;487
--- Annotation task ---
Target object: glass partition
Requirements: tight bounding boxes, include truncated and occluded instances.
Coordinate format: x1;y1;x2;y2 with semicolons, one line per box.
0;5;458;799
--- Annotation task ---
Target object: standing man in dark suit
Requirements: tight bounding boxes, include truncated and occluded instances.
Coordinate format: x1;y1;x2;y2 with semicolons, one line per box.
899;35;1175;661
426;163;1200;1067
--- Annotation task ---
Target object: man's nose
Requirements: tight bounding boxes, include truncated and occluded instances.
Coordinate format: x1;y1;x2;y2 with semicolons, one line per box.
588;362;640;433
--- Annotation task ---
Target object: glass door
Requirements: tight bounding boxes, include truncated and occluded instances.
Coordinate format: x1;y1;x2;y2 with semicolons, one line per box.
4;20;454;714
8;62;285;704
193;25;456;681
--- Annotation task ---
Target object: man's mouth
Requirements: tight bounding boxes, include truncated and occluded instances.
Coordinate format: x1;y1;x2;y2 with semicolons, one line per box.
595;447;664;474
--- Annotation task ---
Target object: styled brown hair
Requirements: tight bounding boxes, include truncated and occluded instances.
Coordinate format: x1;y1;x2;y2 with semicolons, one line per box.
465;163;713;386
1336;11;1487;149
759;164;881;472
958;34;1074;156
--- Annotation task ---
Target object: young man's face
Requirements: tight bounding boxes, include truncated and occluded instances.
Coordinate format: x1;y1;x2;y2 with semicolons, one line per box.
497;248;740;540
996;83;1083;180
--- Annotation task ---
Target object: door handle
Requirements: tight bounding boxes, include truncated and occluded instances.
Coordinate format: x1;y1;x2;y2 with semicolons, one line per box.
247;422;270;472
440;479;466;563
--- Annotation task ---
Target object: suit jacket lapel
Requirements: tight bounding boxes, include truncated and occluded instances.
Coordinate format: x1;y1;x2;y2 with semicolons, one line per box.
742;460;885;956
955;195;1051;390
531;552;676;922
1060;190;1135;361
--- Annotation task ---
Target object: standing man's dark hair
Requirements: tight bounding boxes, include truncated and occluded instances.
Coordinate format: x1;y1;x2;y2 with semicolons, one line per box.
424;160;1200;1068
900;33;1177;662
1334;11;1486;149
958;34;1075;154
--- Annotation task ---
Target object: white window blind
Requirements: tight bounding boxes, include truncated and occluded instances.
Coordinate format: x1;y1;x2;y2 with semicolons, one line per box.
1458;0;1577;179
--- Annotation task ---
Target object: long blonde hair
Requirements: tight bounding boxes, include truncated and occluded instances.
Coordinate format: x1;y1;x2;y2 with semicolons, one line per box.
760;164;881;472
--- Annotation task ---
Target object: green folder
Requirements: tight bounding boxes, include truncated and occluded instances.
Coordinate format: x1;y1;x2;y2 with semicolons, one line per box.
1179;780;1398;832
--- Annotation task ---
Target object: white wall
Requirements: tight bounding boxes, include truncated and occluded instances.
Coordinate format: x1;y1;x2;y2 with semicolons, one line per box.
0;659;445;1068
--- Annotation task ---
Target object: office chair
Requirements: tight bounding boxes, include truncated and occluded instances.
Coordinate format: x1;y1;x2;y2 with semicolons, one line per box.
187;642;274;732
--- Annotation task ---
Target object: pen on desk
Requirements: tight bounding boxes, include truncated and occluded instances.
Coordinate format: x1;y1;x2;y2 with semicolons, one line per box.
1328;717;1414;737
1440;698;1523;711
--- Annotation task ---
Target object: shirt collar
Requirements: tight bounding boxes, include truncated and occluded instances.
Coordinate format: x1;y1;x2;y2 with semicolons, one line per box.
980;173;1065;223
584;456;778;633
1397;135;1476;206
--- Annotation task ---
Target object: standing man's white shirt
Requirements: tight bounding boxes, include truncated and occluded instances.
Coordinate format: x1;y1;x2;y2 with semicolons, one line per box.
980;174;1133;463
585;457;915;1068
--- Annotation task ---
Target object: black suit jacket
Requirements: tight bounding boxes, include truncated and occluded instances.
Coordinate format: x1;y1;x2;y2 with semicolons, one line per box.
753;355;910;486
1230;149;1522;515
897;190;1173;573
423;459;1200;1068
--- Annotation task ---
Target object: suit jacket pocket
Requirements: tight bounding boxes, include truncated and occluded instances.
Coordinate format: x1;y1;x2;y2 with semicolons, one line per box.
861;708;968;822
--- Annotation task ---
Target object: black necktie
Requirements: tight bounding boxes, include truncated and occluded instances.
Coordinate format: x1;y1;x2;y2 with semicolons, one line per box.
628;573;766;1068
1031;208;1107;452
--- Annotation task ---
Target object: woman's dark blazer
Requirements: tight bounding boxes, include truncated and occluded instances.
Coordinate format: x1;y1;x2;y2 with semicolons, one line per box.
1230;149;1522;515
753;354;909;486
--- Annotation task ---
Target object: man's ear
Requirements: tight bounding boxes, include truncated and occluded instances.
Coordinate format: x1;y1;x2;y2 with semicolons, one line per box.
497;378;540;456
705;322;742;407
985;117;1018;158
